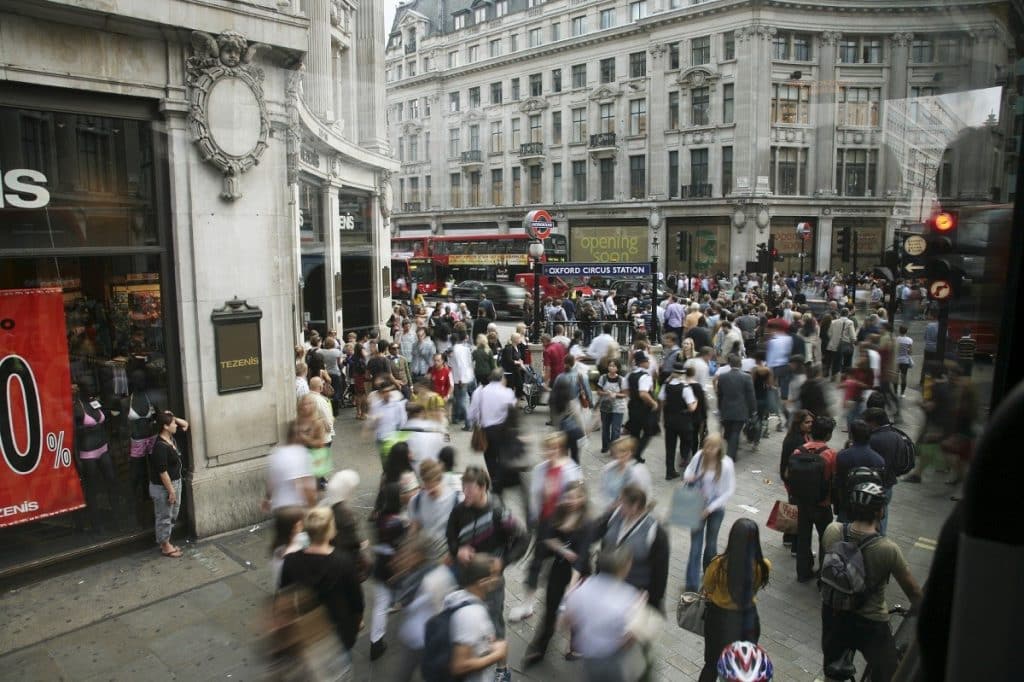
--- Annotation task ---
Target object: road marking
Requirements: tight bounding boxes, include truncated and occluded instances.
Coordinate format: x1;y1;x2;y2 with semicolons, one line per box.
914;537;937;551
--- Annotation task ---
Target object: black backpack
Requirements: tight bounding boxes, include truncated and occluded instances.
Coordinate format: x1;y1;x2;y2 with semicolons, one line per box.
882;425;916;476
689;382;708;424
788;444;830;505
421;600;474;681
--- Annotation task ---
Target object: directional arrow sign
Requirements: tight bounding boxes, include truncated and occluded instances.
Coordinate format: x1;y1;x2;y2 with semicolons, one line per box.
904;262;926;274
929;280;952;301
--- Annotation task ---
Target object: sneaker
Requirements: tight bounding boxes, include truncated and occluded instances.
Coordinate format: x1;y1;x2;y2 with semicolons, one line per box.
509;604;535;622
370;639;387;661
902;474;922;483
666;472;680;481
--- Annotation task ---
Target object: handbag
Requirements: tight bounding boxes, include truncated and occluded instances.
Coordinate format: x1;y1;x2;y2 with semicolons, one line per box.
576;373;591;409
766;499;799;535
669;483;705;529
675;591;707;636
471;426;488;452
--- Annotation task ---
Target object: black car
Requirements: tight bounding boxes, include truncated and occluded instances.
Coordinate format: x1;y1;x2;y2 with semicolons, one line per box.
451;281;528;319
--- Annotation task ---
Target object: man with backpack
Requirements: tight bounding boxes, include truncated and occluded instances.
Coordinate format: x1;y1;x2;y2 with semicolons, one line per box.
863;407;915;535
422;553;507;682
833;421;886;523
819;482;923;682
785;415;839;583
659;358;699;480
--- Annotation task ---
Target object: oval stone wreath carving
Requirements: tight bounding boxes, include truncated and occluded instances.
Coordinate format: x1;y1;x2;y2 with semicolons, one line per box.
186;30;271;201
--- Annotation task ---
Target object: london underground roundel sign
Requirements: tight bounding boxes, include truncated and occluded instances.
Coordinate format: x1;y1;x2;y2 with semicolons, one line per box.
524;209;554;240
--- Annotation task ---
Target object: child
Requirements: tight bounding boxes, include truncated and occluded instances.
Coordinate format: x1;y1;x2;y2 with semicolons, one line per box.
427;353;452;406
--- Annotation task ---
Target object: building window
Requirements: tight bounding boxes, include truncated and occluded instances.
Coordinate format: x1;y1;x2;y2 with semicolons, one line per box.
690;148;709;188
772;31;813;61
836;148;878;196
468;171;481;206
448;50;459;68
469;124;480;151
723;31;736;60
553;162;563;202
600;158;615;199
770;146;808;195
552;110;563;144
600;8;616;29
408;60;417;77
669;43;680;69
491;169;503;205
399;178;404;205
395;102;404;121
552;68;562;93
630;1;647;22
910;86;939;122
396;64;403;80
572;63;587;88
629;155;646;198
424;98;432;117
511;77;521;100
551;22;561;42
600;58;616;83
935;36;961;63
425;132;430;152
397;136;404;162
668;91;680;129
409;99;421;118
490;39;502;58
839;36;884;64
722;83;734;124
629;98;647;135
911;38;933;63
449;92;461;112
572;15;587;36
475;6;487;23
450;125;462;155
771;84;810;124
938;149;953;197
529;28;543;48
511;118;522;148
691;36;710;65
529;165;542;203
408;135;419;161
408;177;419;203
838;87;881;127
469;86;480;108
600;103;615;133
450;172;461;207
572;160;587;200
512;167;521;204
668;151;679;198
529;114;542;143
468;45;479;63
490;121;504;152
572;107;587;142
530;73;543;97
691;87;709;126
721;146;733;195
510;34;519;52
629;51;647;78
491;81;503;104
425;175;432;207
495;0;508;17
454;14;466;30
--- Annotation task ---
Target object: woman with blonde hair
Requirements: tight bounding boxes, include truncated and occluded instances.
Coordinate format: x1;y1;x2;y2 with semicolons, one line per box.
297;393;332;487
472;333;497;387
682;433;737;592
681;336;697;361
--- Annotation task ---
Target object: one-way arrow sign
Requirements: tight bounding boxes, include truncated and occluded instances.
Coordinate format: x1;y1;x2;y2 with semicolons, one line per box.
904;262;926;274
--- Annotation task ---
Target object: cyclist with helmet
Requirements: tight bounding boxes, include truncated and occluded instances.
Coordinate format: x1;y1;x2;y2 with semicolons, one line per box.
717;641;773;682
820;482;923;682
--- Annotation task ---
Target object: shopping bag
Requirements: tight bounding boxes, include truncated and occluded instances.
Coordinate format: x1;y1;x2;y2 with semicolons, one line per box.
669;483;705;529
471;426;488;452
675;591;707;636
766;499;798;534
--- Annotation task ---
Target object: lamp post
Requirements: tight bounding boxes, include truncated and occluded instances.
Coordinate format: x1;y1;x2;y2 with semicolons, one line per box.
529;239;545;342
650;233;660;339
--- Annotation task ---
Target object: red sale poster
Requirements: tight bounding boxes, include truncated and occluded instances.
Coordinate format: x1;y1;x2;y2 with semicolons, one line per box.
0;288;86;527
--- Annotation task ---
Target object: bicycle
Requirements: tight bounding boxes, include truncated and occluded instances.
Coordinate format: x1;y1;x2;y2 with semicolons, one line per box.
824;605;914;681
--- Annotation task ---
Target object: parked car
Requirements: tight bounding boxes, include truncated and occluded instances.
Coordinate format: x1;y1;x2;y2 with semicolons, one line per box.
595;278;668;302
513;273;594;299
451;281;528;319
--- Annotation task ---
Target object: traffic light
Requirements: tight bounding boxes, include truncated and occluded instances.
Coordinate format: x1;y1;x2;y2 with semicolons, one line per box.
836;226;852;261
924;210;960;295
768;235;782;264
756;242;769;272
675;231;687;261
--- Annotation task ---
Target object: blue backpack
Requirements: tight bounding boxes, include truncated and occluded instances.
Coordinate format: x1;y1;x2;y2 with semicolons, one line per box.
421;600;474;681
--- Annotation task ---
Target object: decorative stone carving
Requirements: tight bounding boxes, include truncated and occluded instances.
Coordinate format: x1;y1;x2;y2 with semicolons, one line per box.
737;24;776;42
821;31;843;46
891;32;914;48
379;171;393;225
519;97;550;113
285;69;303;185
649;43;667;60
736;26;758;43
187;30;271;201
677;67;719;88
755;25;777;40
589;85;621;103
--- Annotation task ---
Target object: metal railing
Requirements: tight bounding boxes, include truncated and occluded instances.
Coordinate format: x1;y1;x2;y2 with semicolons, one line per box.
460;149;483;163
404;41;416;54
402;202;421;212
680;183;713;198
589;132;617;147
519;142;545;156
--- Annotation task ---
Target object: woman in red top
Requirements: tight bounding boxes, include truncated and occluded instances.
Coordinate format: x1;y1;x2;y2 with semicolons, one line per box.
427;353;452;403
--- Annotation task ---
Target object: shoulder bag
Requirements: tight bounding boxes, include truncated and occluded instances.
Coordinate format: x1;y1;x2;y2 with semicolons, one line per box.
676;591;707;636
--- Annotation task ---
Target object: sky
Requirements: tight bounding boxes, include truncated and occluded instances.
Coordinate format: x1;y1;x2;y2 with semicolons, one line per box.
384;0;401;38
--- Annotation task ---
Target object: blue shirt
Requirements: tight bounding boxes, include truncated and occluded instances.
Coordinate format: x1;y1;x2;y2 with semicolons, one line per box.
766;334;793;368
924;322;938;352
836;444;886;481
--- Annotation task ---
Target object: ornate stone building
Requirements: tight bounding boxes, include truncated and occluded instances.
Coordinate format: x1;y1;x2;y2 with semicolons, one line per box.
385;0;1015;275
0;0;392;574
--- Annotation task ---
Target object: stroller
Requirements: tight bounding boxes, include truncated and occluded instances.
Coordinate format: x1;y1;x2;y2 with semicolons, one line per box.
522;365;546;413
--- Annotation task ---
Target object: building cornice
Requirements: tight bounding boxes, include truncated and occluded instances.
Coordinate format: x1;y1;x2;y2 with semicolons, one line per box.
297;96;398;173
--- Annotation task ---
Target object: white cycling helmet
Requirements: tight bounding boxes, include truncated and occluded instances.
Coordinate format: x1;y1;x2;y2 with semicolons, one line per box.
849;481;887;513
717;641;773;682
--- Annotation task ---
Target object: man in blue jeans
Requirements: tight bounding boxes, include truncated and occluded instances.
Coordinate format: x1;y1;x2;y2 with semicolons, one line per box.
715;354;756;463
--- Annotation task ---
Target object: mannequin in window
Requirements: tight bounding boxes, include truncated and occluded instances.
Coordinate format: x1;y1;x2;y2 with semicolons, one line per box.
124;370;158;521
74;378;124;533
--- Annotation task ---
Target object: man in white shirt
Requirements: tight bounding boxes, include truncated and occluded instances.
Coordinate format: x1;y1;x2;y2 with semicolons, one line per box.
586;323;617;366
550;324;572;348
684;347;712;389
448;331;476;430
368;380;407;445
602;292;618;318
467;369;517;494
263;421;316;512
400;403;446;476
444;556;509;682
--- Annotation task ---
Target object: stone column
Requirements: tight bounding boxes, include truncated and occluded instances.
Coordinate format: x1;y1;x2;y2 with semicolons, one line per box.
356;0;388;153
648;44;669;197
813;32;842;196
322;183;341;329
884;33;913;198
305;0;333;120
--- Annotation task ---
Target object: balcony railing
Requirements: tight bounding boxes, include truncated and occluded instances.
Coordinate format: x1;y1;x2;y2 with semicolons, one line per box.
519;142;545;156
404;41;417;54
402;202;421;212
589;132;616;147
460;150;483;163
679;183;713;199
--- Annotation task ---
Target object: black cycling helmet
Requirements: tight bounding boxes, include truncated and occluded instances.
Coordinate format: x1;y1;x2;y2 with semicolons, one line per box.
848;481;887;514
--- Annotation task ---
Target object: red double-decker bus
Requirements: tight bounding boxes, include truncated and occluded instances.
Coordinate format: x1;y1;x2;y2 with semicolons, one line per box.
389;233;568;295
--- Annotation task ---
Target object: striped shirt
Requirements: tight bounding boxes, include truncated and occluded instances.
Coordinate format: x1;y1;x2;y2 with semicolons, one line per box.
957;336;977;360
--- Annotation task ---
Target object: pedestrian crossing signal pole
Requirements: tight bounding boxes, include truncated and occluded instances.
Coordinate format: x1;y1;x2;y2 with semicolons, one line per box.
651;233;660;339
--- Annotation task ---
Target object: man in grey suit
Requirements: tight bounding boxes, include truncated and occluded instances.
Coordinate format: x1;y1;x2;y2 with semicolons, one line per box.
715;353;756;462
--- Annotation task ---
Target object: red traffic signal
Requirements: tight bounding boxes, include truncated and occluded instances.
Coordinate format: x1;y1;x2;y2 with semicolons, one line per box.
930;211;956;232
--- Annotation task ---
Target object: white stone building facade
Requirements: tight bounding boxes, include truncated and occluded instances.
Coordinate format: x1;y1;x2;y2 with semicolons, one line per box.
385;0;1015;276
